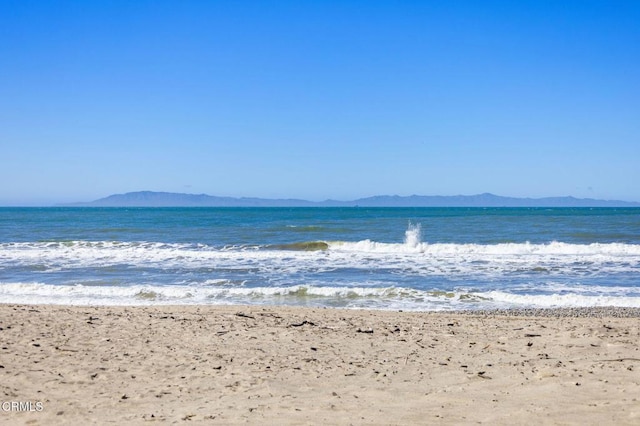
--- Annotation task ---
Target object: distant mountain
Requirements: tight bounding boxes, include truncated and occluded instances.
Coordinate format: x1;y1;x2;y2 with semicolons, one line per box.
65;191;319;207
63;191;640;207
351;193;640;207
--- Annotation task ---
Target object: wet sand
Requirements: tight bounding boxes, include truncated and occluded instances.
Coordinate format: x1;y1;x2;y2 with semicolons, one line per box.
1;304;639;425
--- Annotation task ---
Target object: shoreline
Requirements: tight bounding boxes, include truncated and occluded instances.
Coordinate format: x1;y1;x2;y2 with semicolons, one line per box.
3;302;640;317
456;306;640;318
2;303;639;424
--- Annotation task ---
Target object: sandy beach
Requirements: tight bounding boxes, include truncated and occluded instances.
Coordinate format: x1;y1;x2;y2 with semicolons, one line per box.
1;304;639;425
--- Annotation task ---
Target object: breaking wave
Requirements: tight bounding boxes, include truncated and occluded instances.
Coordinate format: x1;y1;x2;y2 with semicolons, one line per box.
1;282;639;310
2;222;639;309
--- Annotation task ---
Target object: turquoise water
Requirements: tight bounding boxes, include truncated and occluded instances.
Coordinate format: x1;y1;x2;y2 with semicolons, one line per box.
1;207;639;310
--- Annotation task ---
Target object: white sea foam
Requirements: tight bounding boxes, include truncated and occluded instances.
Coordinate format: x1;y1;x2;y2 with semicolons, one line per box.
2;281;639;310
329;240;640;256
325;240;640;276
1;240;639;277
2;235;640;308
478;291;640;308
0;281;440;308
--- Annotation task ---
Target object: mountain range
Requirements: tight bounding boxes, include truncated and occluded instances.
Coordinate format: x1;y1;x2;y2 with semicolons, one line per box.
64;191;640;207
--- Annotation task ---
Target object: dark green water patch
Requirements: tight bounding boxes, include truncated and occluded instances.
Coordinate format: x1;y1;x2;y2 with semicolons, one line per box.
269;241;329;251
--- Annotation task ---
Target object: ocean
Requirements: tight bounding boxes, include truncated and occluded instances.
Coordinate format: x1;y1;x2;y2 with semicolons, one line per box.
1;207;639;311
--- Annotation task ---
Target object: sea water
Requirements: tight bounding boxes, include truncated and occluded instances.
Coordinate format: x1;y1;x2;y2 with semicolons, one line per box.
1;207;639;310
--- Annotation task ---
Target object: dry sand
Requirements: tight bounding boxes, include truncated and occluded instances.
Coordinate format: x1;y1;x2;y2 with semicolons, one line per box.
1;304;639;425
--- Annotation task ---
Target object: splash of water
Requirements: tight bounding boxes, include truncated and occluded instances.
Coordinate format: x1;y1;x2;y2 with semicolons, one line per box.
404;222;422;248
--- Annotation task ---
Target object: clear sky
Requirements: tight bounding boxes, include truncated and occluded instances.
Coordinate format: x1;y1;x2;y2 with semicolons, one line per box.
1;0;639;205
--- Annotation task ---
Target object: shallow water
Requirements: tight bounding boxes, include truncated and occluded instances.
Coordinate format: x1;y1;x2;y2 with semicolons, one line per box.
1;207;639;310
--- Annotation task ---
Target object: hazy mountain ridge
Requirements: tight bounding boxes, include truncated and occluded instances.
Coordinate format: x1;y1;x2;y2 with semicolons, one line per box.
64;191;640;207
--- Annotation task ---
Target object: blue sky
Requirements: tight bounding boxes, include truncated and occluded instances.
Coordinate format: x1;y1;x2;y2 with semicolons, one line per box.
1;0;639;205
